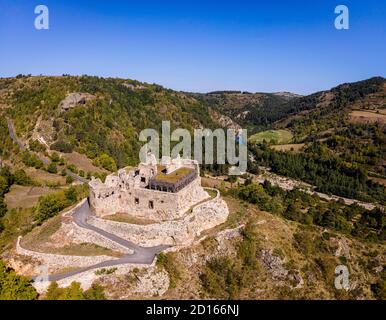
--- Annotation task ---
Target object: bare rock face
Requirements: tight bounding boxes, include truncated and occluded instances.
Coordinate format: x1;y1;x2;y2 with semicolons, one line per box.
209;108;241;130
122;82;146;90
59;92;96;111
330;237;351;259
260;249;288;280
260;249;304;288
99;266;169;299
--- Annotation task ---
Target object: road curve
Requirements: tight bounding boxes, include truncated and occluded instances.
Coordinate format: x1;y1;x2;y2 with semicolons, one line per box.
7;118;88;184
45;199;170;282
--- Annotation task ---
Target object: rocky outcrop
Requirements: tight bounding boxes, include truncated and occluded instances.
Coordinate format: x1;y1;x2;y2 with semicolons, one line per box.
209;108;241;130
97;265;169;298
59;92;95;111
261;249;289;280
260;249;303;289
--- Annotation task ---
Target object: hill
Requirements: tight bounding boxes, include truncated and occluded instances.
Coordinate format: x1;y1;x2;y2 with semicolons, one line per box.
0;76;221;170
190;91;298;133
0;75;384;300
247;77;386;204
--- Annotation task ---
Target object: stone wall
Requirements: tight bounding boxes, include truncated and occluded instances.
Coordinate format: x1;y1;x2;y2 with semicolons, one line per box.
91;177;209;221
33;260;162;294
16;236;117;272
50;221;133;254
87;189;229;247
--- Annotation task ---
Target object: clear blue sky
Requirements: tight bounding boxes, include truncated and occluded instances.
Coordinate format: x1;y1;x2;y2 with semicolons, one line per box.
0;0;385;94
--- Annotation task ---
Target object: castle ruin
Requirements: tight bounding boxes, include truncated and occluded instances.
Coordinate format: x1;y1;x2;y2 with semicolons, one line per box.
89;153;209;221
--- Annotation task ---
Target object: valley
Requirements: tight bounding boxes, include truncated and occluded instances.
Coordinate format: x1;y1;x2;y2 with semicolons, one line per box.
0;75;384;300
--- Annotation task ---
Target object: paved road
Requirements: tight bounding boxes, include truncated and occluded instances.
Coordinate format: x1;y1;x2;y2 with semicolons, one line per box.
7;119;27;151
7;118;88;184
65;170;89;184
46;200;170;282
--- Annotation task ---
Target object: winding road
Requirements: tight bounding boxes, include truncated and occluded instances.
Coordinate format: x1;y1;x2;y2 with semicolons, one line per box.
7;118;88;184
43;200;170;282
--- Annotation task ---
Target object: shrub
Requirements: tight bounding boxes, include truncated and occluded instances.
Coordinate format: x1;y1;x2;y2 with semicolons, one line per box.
51;140;73;153
29;139;46;152
371;278;386;300
21;151;44;169
46;163;58;174
44;281;106;300
0;260;37;300
50;152;61;163
13;169;33;186
66;175;74;184
200;257;241;299
156;253;180;288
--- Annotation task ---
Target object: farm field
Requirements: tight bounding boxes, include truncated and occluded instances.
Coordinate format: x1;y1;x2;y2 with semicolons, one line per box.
348;109;386;124
60;152;107;174
4;185;61;209
270;143;305;152
249;129;293;145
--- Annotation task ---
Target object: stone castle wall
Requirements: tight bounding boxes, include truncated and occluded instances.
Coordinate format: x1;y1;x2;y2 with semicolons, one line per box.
50;220;133;254
16;236;117;273
91;177;209;221
87;190;229;247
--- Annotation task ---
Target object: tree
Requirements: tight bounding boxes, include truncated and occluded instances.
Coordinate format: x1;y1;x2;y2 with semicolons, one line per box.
84;284;106;300
44;282;62;300
35;193;67;224
93;154;117;172
44;281;106;300
61;282;85;300
0;260;37;300
66;175;74;184
283;203;302;222
227;175;237;188
320;210;336;228
0;200;7;218
13;169;33;186
371;278;386;300
64;186;77;202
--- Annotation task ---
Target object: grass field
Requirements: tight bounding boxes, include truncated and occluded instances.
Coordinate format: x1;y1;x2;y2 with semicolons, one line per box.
60;151;107;173
21;215;123;257
4;185;61;209
25;167;66;185
249;129;293;145
348;109;386;125
104;213;156;225
271;143;305;153
53;243;123;257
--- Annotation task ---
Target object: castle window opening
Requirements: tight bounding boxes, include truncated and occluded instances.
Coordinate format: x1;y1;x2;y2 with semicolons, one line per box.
149;200;154;209
141;177;146;183
135;197;139;205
